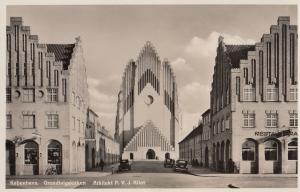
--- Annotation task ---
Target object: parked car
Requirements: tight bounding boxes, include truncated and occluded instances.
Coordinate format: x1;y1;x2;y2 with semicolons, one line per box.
173;160;188;172
118;159;131;171
164;158;175;168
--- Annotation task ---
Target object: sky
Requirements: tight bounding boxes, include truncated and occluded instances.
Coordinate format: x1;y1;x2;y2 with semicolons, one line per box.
6;5;297;138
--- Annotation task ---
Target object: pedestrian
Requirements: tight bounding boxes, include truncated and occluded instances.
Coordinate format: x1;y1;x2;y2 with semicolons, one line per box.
100;159;104;171
228;158;234;173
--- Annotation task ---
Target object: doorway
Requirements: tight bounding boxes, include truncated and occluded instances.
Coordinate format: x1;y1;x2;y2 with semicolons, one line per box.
6;140;15;175
146;149;156;159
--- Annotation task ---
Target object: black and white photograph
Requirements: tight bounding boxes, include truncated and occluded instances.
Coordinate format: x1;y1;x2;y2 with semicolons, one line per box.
1;0;299;190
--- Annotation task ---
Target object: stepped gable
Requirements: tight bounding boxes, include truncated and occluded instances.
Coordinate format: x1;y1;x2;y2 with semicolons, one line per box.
46;44;75;70
225;45;255;68
124;121;175;152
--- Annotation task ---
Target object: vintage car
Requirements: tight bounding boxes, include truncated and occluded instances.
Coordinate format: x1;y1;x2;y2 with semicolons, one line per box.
173;160;188;172
118;159;131;171
164;158;175;168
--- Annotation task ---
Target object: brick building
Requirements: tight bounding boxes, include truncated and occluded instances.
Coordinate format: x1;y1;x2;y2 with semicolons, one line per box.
6;17;89;175
210;16;297;174
85;108;120;170
178;109;211;167
115;42;182;160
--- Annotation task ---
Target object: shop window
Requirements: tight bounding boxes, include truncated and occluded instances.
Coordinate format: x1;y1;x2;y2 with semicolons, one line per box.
266;113;278;128
242;140;255;161
289;113;298;128
24;141;38;164
243;113;255;128
264;140;278;161
288;139;297;160
48;140;62;164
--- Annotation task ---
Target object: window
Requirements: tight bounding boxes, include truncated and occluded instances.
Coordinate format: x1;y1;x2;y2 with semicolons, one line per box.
266;113;278;128
221;119;225;132
264;140;278;161
72;116;75;130
23;89;35;102
225;116;230;129
243;113;255;128
23;115;35;129
77;119;80;133
6;114;12;129
48;140;62;164
266;88;278;101
24;141;38;164
289;113;298;128
54;70;59;86
47;88;58;102
242;140;256;161
72;92;75;106
243;88;255;101
288;139;297;160
289;88;297;101
213;123;216;135
47;114;59;128
6;88;12;103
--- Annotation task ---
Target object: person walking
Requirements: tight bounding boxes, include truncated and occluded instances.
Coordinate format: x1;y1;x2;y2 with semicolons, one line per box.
100;159;104;171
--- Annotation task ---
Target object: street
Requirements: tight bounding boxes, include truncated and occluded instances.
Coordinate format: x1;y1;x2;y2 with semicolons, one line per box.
6;161;297;188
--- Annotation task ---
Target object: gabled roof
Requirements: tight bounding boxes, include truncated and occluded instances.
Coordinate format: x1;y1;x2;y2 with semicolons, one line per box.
179;124;203;144
225;45;255;68
46;44;75;70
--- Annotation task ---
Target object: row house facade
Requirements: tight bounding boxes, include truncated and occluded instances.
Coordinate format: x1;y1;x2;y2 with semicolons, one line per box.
210;16;297;174
178;109;211;167
86;108;120;170
6;17;89;175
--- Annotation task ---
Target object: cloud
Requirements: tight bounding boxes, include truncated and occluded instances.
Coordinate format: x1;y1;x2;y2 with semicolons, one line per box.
87;77;118;134
185;31;256;60
173;32;255;137
170;57;192;72
179;82;210;114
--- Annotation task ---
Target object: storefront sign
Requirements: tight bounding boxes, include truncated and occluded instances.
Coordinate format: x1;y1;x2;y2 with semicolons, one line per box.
254;130;297;137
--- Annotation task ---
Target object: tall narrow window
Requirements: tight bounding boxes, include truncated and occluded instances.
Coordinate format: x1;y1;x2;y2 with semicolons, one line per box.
62;79;67;102
6;88;12;103
6;114;12;129
54;70;59;86
72;116;75;130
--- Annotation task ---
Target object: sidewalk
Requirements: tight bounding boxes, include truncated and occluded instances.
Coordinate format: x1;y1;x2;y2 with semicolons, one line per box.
6;163;119;180
188;166;298;178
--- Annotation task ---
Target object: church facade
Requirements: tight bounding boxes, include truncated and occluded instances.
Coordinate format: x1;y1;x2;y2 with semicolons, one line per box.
115;42;182;160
